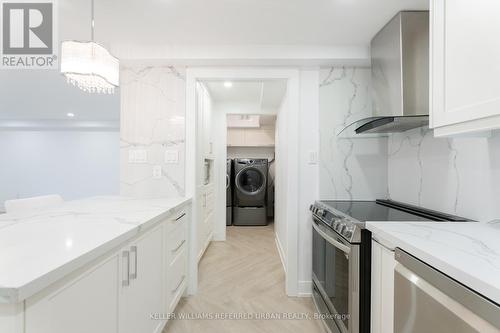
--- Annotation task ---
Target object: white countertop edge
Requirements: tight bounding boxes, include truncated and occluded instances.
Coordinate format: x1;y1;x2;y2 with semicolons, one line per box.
0;197;191;304
366;222;500;305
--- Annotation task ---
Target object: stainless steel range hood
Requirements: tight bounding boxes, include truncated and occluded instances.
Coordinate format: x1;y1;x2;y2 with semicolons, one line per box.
339;11;429;137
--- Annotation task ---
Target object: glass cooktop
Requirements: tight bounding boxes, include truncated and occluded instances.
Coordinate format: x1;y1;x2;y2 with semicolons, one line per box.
318;200;469;223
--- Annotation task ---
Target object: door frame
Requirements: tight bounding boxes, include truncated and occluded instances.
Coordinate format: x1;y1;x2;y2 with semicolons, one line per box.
185;67;300;296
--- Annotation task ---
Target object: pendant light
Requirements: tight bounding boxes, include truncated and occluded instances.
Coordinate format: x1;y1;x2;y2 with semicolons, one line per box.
60;0;119;94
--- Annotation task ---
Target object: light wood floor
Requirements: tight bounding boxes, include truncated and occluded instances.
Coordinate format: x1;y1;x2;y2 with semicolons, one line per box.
163;223;325;333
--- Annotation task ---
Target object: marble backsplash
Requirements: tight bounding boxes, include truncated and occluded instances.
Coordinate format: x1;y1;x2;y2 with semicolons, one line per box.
319;67;500;222
388;128;500;222
120;64;186;198
319;67;388;200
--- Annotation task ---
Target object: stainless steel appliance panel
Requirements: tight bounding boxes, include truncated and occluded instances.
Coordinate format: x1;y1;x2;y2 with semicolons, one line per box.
394;249;500;333
312;216;359;333
371;11;429;118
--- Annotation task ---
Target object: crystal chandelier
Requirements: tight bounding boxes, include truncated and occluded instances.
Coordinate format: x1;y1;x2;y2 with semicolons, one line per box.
60;0;119;94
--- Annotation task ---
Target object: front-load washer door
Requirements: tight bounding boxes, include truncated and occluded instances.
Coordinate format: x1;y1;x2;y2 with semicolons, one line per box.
235;167;266;206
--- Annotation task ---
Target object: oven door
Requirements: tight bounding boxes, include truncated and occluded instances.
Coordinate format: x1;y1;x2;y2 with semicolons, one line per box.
312;216;360;333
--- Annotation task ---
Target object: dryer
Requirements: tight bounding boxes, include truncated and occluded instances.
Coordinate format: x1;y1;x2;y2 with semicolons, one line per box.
233;158;268;226
226;159;233;226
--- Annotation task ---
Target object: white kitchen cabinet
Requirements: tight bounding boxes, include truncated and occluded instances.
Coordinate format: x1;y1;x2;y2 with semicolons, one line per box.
371;239;395;333
430;0;500;136
6;200;192;333
197;83;214;156
227;128;246;146
197;185;214;262
25;253;120;333
164;209;189;314
227;126;275;147
120;225;164;333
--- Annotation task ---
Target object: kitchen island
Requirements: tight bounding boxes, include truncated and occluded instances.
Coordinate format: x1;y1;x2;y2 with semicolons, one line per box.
0;196;192;333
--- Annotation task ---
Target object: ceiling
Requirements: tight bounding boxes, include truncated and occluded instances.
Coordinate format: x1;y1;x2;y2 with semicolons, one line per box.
0;71;120;121
62;0;428;48
205;80;287;110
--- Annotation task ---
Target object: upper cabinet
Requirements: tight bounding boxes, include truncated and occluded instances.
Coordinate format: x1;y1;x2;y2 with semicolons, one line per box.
227;126;275;147
430;0;500;136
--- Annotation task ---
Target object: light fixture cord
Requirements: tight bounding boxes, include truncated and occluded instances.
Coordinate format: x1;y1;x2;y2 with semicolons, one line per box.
91;0;95;41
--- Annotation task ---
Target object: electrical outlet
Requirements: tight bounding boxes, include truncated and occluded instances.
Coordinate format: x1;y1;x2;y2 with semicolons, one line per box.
152;165;162;179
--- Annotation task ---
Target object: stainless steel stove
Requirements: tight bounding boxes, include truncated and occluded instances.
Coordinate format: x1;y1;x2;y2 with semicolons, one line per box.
310;199;470;333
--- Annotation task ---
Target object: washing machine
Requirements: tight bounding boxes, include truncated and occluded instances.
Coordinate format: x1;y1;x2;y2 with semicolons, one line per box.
233;158;268;226
226;159;233;226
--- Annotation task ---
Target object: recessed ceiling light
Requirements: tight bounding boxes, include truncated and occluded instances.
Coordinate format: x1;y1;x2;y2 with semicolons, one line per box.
67;112;75;118
224;81;233;88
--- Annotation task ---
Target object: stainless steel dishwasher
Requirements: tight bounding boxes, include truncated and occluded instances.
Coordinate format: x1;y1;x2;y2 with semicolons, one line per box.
394;248;500;333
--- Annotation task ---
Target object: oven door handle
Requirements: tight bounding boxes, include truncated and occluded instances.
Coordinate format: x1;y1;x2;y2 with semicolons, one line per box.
312;220;351;254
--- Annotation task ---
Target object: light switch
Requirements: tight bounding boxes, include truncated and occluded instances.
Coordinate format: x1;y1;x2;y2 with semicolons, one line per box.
128;149;148;164
128;150;136;163
308;151;318;165
164;150;179;164
152;165;162;179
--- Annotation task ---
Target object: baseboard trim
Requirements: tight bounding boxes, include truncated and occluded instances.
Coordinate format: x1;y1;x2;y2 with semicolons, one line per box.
275;235;286;273
297;280;312;297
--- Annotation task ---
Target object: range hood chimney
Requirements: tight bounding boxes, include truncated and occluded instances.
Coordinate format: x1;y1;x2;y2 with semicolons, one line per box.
351;11;430;135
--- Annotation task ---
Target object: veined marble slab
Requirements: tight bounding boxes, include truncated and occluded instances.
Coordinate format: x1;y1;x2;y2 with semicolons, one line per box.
367;221;500;305
0;196;191;304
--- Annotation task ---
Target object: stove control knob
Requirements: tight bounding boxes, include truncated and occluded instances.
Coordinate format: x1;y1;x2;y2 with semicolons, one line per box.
340;224;347;234
334;221;341;231
317;209;325;217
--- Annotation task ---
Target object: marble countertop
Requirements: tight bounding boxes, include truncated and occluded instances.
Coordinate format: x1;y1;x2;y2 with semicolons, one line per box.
0;196;191;304
367;221;500;305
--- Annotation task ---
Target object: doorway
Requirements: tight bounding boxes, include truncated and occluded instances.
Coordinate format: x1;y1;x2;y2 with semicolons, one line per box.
185;68;300;296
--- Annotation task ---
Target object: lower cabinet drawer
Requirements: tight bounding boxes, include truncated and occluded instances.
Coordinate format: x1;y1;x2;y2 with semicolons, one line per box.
167;210;187;232
166;222;187;266
166;249;187;313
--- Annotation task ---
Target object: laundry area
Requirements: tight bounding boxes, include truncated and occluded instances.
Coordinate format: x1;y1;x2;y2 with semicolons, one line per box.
226;114;276;226
194;78;288;260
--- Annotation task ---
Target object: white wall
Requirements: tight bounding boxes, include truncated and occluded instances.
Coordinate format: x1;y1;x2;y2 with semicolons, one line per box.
297;69;320;295
388;128;500;222
0;130;119;211
274;92;289;264
319;67;388;200
120;64;186;198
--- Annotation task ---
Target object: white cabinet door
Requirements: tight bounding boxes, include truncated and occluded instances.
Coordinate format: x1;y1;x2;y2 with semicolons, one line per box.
244;127;275;146
371;240;382;333
120;226;164;333
371;240;395;333
25;254;120;333
227;128;245;146
431;0;500;136
197;186;214;261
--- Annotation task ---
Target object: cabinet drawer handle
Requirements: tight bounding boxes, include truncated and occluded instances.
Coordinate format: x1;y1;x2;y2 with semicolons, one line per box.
173;212;186;222
130;246;138;280
122;251;130;287
171;275;186;294
171;240;186;253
